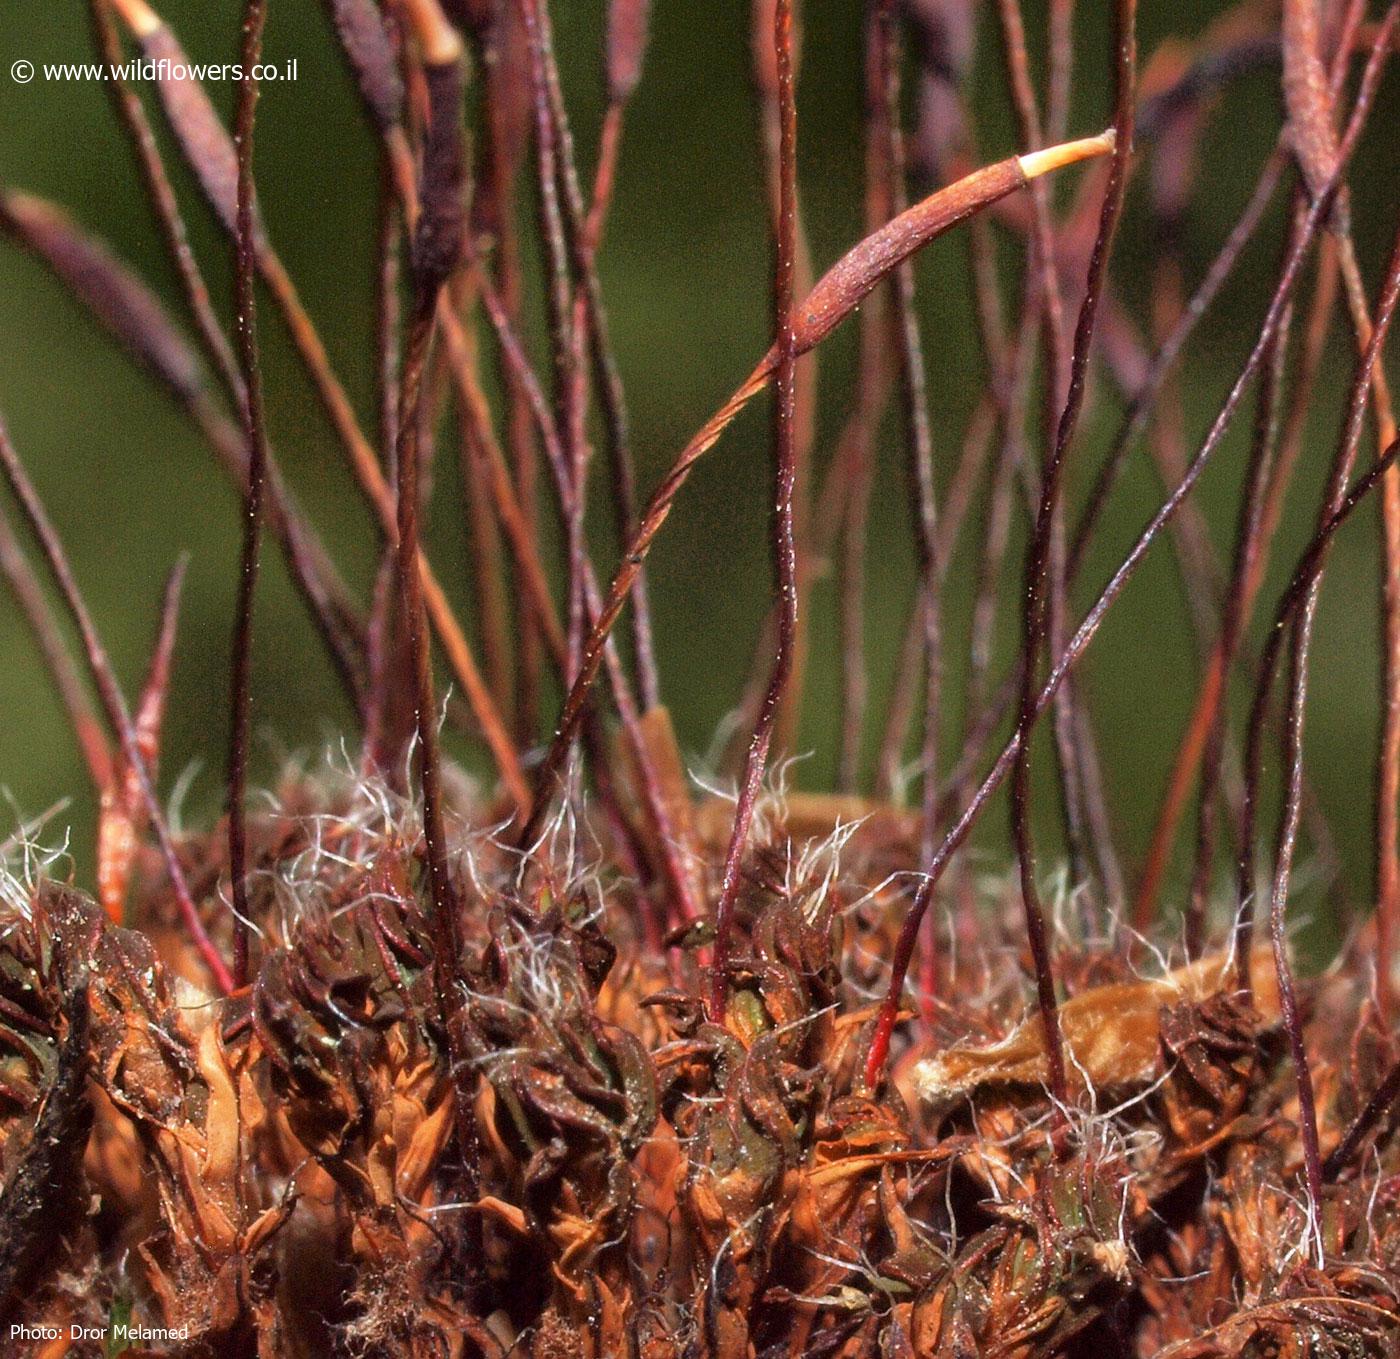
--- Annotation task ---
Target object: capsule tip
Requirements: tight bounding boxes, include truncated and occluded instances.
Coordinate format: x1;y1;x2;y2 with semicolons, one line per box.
110;0;163;38
1018;128;1117;181
401;0;465;66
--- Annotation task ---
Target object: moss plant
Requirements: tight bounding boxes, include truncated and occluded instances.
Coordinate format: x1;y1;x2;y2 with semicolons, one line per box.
1;0;1399;1355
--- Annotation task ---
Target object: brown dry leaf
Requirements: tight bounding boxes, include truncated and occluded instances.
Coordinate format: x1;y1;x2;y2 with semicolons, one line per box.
913;947;1282;1104
695;790;918;852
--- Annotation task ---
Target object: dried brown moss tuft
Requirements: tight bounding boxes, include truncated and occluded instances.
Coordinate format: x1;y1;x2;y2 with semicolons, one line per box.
1;773;1396;1356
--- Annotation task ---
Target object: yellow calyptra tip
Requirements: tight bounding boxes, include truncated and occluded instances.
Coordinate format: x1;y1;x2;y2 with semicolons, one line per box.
109;0;163;39
400;0;465;67
1018;128;1118;181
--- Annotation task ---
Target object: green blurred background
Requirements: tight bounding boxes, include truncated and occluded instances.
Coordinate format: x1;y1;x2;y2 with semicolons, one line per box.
0;3;1395;946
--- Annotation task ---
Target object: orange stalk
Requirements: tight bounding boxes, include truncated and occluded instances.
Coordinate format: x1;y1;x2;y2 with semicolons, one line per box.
521;131;1114;845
